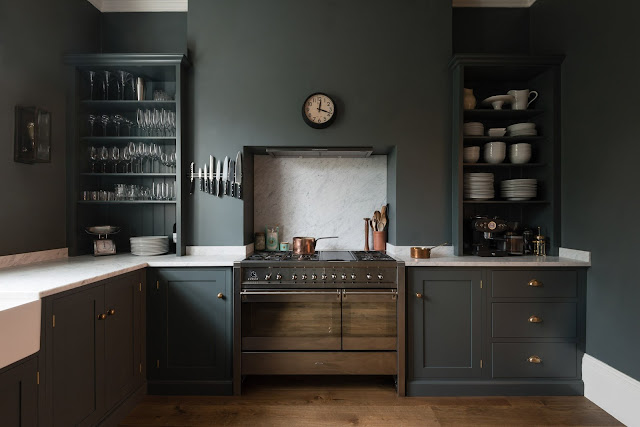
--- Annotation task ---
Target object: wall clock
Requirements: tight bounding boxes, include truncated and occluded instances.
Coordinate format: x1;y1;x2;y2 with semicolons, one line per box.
302;93;337;129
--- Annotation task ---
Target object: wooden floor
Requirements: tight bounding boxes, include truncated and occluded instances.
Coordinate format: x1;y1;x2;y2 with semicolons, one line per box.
120;376;621;426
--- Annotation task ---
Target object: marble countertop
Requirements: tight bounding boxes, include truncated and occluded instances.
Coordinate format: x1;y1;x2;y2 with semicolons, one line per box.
0;253;242;301
392;253;590;267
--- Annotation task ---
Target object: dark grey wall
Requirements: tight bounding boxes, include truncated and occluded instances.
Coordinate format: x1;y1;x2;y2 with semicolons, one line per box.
453;8;530;54
531;0;640;381
100;12;187;53
0;0;100;256
187;0;452;246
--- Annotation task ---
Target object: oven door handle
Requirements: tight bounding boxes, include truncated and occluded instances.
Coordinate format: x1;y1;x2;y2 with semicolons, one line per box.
341;289;398;300
240;289;342;302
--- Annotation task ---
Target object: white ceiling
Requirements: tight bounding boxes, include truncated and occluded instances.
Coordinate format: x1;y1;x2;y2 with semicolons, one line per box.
87;0;536;13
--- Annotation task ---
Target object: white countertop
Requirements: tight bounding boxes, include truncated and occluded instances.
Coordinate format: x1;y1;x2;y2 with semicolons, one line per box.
393;253;590;267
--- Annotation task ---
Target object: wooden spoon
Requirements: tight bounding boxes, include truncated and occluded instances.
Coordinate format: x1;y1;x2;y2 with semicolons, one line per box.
379;205;388;231
373;211;381;231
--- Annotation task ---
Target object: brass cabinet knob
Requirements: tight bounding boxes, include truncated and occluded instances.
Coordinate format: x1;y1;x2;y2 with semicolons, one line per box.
416;293;423;298
217;293;224;299
528;279;543;287
97;313;106;320
527;355;542;364
107;309;116;316
528;315;543;323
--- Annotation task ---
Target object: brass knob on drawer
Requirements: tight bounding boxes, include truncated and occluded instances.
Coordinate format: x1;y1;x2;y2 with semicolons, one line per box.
528;315;543;323
527;355;542;364
217;293;224;299
416;293;423;298
107;309;116;316
97;313;106;320
528;279;543;287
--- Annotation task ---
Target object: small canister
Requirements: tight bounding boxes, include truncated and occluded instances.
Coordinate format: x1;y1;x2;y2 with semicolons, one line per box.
279;242;290;251
255;232;266;251
533;227;546;256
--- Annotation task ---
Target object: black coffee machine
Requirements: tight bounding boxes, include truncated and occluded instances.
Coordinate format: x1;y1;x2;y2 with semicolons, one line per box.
468;215;509;257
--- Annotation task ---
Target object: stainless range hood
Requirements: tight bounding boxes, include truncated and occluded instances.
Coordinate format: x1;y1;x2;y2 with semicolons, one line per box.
265;147;373;158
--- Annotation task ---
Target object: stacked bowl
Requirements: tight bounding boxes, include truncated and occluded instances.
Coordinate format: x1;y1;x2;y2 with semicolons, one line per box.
500;179;537;201
464;173;494;200
509;143;532;164
463;122;484;136
484;141;506;164
130;236;169;256
463;146;480;163
507;122;537;137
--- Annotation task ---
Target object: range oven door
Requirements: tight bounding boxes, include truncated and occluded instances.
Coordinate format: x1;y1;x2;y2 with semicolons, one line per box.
241;289;342;351
341;289;397;351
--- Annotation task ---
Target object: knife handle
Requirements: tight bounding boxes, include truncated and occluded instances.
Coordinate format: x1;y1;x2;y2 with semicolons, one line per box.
189;180;195;195
224;180;229;196
200;176;204;192
204;176;209;194
235;183;242;199
231;180;235;198
218;179;223;197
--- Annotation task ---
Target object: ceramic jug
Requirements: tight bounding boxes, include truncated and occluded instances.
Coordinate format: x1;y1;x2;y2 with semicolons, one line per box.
508;89;538;110
463;88;476;110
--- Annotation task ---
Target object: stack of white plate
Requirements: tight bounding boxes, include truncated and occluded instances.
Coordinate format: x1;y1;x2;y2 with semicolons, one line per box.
464;173;494;200
130;236;169;256
501;179;537;201
507;122;537;137
463;122;484;136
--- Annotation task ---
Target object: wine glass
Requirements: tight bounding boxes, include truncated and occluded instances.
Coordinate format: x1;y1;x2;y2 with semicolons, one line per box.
100;115;110;136
127;142;137;173
123;118;133;136
169;152;177;172
122;148;131;173
99;146;109;173
89;146;98;172
87;114;96;137
88;71;96;100
144;109;152;136
110;146;120;173
168;111;176;136
102;70;112;100
136;109;144;136
149;143;159;173
112;114;123;136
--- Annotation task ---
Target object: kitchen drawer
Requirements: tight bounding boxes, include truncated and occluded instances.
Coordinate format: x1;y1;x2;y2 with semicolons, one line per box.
492;342;577;378
492;303;577;338
491;270;577;298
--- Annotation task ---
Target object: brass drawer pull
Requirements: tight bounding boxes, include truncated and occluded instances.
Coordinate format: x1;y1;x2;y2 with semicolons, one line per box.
416;293;423;299
527;355;542;364
217;293;224;299
528;315;543;323
107;309;116;316
97;313;106;320
528;279;543;287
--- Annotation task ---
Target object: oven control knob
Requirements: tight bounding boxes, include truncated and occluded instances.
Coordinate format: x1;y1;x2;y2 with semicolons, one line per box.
377;273;384;280
331;274;337;280
366;273;372;280
311;274;317;280
265;273;272;280
351;274;357;280
291;274;298;280
301;274;307;280
321;274;327;280
341;273;347;280
276;273;282;280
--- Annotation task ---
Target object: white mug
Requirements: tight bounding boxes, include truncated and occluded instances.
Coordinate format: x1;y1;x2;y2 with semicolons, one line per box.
508;89;538;110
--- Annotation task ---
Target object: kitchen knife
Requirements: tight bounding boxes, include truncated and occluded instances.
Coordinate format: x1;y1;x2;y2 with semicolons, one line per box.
203;163;209;194
198;167;204;192
189;162;195;195
209;155;214;194
229;160;235;198
222;156;229;196
234;151;242;199
216;159;222;197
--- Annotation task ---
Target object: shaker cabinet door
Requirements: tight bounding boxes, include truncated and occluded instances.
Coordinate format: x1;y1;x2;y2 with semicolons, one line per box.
409;269;483;379
0;357;38;427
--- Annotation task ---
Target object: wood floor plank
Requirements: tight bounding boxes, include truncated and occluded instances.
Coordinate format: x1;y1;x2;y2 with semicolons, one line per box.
119;377;621;426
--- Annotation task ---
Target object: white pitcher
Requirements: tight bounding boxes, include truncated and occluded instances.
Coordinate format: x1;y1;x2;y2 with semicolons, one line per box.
508;89;538;110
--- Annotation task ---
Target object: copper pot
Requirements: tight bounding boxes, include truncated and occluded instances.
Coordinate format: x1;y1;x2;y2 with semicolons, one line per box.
292;236;338;255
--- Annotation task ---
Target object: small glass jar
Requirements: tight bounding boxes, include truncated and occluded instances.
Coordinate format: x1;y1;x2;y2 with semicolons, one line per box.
255;232;266;251
265;225;279;251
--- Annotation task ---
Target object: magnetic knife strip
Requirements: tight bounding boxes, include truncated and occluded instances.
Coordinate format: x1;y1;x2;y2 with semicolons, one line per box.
188;152;242;199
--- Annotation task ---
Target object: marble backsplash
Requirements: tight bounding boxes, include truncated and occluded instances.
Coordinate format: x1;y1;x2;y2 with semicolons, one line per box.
254;156;387;250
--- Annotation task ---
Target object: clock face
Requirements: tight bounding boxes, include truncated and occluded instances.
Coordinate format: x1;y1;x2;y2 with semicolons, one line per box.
302;93;336;129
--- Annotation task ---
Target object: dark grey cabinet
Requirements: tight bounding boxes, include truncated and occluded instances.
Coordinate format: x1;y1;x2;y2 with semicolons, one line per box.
0;355;38;427
147;268;233;395
408;269;482;380
43;270;144;426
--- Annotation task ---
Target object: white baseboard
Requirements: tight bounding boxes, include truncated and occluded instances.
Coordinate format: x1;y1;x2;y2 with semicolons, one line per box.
583;354;640;426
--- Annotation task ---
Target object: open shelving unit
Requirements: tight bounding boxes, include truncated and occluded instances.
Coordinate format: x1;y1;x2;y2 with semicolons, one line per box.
65;54;189;256
450;55;564;256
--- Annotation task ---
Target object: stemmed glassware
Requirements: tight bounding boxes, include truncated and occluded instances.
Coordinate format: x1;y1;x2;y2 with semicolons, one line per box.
122;148;131;173
100;115;110;136
112;114;123;136
88;71;97;100
87;115;96;137
99;146;109;173
102;71;113;100
110;147;120;173
89;146;98;172
127;142;137;173
115;71;132;100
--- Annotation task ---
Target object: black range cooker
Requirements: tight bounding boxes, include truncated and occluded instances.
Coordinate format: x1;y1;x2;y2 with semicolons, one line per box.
233;250;406;395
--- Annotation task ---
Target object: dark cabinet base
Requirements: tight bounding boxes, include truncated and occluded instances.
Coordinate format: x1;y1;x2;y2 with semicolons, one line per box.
407;379;584;396
147;380;232;396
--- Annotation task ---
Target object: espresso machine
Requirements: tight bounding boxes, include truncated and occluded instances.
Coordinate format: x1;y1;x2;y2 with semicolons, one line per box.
468;215;509;257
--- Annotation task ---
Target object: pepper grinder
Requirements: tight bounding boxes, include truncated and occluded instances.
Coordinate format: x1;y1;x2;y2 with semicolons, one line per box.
533;227;546;256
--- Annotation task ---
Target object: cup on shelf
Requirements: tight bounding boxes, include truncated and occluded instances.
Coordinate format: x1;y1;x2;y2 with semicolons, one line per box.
509;143;532;164
484;141;506;164
463;146;480;163
508;89;539;110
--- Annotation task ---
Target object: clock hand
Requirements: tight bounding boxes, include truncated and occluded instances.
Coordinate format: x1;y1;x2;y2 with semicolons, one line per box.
319;108;330;113
318;98;322;112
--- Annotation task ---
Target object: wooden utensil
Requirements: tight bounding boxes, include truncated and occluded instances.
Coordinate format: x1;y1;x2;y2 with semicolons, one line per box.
373;211;381;231
363;218;370;251
379;205;387;231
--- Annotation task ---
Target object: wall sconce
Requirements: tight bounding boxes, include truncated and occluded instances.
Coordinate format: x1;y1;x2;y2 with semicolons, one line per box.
14;106;51;163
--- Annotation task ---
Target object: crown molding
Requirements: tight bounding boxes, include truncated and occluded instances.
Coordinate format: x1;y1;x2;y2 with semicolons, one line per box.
87;0;188;12
453;0;537;7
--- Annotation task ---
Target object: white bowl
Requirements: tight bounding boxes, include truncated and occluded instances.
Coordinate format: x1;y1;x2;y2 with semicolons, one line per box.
507;122;536;132
484;142;506;164
509;143;532;164
491;100;504;110
488;128;506;137
463;146;480;163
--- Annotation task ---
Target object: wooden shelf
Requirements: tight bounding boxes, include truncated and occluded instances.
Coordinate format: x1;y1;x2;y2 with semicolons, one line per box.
81;136;175;143
463;136;543;144
464;109;543;120
463;163;546;167
80;173;176;177
77;200;176;205
80;100;176;113
463;200;549;204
